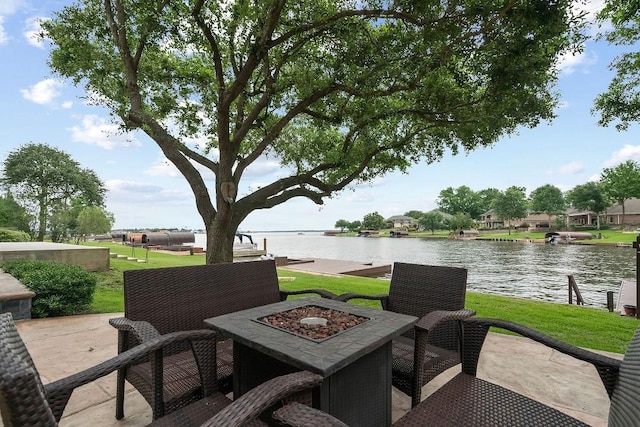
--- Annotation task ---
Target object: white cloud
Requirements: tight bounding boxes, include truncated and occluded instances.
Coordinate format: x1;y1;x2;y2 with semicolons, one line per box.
244;158;281;177
0;17;8;46
343;191;375;203
574;0;605;23
245;181;268;192
145;152;281;180
0;0;24;15
556;1;605;74
106;179;193;205
354;176;386;188
69;115;142;149
557;50;598;75
61;101;73;109
587;174;601;182
559;161;584;175
106;179;164;194
145;156;219;182
23;16;47;47
574;0;608;36
145;158;182;178
20;78;62;104
603;144;640;167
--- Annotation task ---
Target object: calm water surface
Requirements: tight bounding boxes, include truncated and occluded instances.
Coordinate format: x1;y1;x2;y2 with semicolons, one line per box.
195;232;636;308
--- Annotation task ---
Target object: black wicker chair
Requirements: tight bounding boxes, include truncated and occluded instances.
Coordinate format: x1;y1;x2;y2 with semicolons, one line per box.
336;262;474;407
273;316;632;426
0;312;322;427
109;259;336;420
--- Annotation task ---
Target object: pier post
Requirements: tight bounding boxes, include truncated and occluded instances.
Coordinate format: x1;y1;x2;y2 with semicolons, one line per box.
567;275;584;305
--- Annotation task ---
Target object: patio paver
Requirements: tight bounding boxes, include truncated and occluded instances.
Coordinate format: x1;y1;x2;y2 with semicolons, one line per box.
7;312;620;427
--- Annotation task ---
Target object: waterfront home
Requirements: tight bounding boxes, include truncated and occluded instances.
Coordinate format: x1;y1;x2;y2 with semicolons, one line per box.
386;215;415;228
566;198;640;227
480;209;556;229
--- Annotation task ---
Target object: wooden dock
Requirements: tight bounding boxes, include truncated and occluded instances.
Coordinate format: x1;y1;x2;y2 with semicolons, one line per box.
278;258;391;278
233;249;267;258
617;280;637;315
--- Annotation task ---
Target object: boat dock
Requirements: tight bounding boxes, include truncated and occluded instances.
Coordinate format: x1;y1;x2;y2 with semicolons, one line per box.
618;280;637;315
278;257;391;278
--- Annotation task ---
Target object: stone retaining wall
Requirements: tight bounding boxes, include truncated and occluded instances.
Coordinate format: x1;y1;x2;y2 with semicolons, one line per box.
0;270;34;320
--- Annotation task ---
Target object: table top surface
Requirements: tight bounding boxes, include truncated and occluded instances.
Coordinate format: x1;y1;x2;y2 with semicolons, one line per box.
204;296;417;376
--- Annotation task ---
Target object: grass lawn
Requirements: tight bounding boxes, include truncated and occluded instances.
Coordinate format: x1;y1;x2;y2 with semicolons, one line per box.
87;241;639;354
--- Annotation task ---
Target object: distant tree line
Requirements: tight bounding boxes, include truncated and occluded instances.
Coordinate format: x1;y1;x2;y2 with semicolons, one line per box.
335;160;640;234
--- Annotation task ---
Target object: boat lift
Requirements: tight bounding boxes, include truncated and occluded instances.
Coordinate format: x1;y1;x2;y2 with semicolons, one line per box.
235;232;254;245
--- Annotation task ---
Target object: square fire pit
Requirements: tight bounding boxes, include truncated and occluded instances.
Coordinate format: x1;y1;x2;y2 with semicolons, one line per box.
256;305;370;342
205;296;417;426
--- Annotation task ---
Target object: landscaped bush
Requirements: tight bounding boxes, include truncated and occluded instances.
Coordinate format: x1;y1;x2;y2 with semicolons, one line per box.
0;229;31;242
1;260;96;318
569;225;599;232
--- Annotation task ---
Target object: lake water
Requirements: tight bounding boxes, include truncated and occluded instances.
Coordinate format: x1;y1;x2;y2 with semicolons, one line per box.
194;232;637;308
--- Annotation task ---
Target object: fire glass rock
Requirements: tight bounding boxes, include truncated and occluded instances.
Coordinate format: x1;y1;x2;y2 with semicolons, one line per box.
258;305;369;340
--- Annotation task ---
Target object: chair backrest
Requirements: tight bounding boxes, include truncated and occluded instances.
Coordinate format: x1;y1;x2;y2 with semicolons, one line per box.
387;262;468;348
609;324;640;426
124;259;282;335
0;313;56;426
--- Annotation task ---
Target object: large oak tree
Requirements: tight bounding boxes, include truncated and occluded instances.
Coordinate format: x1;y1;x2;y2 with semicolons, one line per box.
1;143;106;241
530;184;566;228
437;186;484;219
43;0;584;262
599;160;640;225
493;186;528;235
565;181;607;229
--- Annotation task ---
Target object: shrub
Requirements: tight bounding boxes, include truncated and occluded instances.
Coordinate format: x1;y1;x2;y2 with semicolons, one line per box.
0;229;31;242
569;224;599;231
1;260;96;318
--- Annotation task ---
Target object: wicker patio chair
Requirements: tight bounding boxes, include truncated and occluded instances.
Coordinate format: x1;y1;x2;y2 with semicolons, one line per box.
336;262;474;407
273;316;631;427
109;259;336;420
0;312;322;427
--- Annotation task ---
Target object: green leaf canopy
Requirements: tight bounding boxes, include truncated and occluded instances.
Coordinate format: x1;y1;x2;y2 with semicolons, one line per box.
43;0;585;261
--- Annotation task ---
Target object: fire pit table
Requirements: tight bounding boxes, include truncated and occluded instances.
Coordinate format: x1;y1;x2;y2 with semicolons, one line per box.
204;296;417;427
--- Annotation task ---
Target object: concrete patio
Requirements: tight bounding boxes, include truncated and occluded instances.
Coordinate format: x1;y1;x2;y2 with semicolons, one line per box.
10;312;623;426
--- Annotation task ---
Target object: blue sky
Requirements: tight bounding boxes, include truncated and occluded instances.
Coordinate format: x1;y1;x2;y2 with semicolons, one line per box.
2;1;639;231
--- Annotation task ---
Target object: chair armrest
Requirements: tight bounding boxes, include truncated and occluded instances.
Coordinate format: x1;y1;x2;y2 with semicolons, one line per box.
415;309;476;333
109;316;161;343
200;371;323;427
462;317;622;398
281;288;339;300
335;293;389;310
273;402;348;427
44;329;217;421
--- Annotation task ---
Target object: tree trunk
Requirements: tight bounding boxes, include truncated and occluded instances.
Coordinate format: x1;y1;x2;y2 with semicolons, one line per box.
204;196;244;263
206;224;235;263
37;198;47;242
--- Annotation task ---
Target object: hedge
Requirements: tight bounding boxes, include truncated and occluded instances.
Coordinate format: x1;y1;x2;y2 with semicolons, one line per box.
1;260;96;318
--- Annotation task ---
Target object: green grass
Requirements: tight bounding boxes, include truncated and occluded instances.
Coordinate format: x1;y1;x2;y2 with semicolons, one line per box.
279;270;638;354
85;241;638;354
